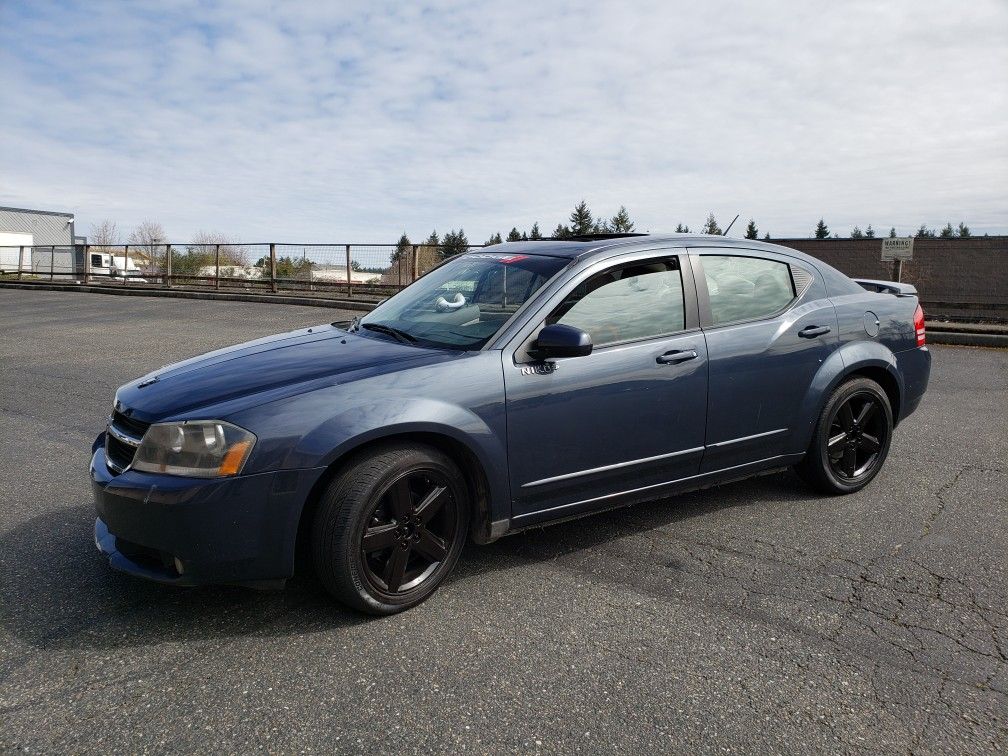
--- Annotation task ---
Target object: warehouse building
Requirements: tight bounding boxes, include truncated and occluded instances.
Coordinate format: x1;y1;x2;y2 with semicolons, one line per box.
0;205;79;247
0;206;82;274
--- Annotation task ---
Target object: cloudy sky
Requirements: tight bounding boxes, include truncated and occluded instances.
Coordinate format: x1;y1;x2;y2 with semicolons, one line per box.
1;0;1005;242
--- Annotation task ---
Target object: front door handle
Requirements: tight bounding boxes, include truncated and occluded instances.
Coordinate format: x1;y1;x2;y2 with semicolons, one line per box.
656;349;698;365
798;325;831;338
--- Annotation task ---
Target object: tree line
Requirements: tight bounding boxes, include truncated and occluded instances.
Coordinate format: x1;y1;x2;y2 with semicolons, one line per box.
392;201;978;264
811;218;972;240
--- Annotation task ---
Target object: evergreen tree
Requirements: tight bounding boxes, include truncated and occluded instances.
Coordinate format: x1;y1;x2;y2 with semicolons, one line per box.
763;232;770;240
865;225;875;238
569;200;594;235
521;231;528;241
529;222;542;240
593;218;611;234
958;221;971;237
507;227;522;242
425;230;440;246
552;223;572;239
702;212;722;235
851;227;864;239
484;232;502;246
939;222;955;238
441;228;469;257
744;219;758;239
675;223;690;233
814;218;829;239
392;232;412;262
609;206;635;233
915;224;936;238
889;227;897;238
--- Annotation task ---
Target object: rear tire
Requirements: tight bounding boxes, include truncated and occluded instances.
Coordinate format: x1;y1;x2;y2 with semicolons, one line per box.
312;443;469;614
795;377;893;495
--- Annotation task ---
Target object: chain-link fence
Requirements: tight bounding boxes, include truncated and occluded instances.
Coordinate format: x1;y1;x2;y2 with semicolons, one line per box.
0;242;484;300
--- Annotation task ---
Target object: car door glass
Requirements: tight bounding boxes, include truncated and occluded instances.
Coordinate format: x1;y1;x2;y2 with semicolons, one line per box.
549;259;685;347
703;255;795;325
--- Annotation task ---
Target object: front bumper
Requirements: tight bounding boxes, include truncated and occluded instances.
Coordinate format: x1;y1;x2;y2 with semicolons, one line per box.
91;437;325;586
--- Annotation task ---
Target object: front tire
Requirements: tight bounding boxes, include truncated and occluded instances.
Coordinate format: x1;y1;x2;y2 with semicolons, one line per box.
795;377;893;495
312;443;469;614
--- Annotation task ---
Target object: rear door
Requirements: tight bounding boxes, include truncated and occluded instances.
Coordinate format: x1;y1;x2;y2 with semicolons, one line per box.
692;249;839;472
503;249;708;525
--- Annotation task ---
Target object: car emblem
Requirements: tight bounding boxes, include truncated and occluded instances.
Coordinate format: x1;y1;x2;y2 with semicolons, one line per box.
521;363;557;376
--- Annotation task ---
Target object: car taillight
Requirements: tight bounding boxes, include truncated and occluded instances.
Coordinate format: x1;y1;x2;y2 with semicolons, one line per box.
914;304;926;347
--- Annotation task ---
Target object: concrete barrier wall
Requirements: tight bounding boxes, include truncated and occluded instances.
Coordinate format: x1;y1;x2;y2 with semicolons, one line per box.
768;236;1007;320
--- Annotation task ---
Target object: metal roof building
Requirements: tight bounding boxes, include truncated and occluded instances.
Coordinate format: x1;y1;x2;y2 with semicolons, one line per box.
0;206;77;246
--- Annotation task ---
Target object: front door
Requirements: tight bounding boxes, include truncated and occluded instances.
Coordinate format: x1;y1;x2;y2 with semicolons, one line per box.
503;253;708;525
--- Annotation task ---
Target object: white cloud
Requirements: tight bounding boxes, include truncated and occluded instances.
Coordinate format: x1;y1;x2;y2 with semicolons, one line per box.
1;0;1005;241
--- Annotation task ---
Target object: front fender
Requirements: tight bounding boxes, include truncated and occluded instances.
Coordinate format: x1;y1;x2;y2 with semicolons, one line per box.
788;340;902;455
298;397;510;538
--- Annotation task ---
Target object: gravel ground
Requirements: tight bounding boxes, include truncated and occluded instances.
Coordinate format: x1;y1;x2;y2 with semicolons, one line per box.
1;288;1006;754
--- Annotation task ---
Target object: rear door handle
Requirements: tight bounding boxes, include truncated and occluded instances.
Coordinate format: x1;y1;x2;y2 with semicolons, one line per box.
656;349;698;365
798;325;831;338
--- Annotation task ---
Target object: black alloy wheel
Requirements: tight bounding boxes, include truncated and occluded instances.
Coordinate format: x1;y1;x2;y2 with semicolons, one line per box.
826;391;887;481
312;443;469;614
795;376;893;495
359;469;458;595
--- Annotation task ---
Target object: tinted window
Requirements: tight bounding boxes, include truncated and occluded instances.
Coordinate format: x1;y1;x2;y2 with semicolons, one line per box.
91;254;103;267
549;258;685;347
702;255;795;325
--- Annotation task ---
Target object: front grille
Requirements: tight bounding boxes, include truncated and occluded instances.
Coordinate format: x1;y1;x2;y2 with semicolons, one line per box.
112;410;149;438
105;409;151;474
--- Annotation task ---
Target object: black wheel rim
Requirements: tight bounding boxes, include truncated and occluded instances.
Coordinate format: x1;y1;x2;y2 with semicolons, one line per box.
826;391;887;481
359;469;458;596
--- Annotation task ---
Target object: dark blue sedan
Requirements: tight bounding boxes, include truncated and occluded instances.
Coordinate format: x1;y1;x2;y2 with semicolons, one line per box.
92;234;931;613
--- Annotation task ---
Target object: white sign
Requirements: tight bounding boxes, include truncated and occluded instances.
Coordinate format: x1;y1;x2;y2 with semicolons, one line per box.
881;237;914;262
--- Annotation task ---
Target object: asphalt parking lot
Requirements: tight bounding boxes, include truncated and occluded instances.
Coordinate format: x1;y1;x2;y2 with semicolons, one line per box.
1;288;1005;754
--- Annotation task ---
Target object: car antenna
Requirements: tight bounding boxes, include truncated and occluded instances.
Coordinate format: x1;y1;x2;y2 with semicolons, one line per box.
722;214;740;236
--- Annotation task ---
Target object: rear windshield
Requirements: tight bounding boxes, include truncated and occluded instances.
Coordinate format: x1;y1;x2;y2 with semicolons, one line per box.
359;252;568;350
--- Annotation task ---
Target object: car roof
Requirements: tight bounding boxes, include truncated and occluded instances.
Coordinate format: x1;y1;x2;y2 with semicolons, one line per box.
484;234;825;267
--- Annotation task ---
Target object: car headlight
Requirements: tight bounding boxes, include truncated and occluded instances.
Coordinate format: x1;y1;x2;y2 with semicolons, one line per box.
131;420;256;478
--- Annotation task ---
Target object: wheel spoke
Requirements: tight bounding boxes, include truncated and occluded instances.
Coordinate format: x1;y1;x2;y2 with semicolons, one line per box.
860;433;881;452
828;431;848;450
415;529;448;562
414;485;448;524
839;402;856;432
855;400;876;426
842;447;857;477
386;478;413;519
383;545;410;591
362;523;398;553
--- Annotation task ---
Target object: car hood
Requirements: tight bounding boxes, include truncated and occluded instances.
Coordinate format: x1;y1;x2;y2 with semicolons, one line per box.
114;325;458;422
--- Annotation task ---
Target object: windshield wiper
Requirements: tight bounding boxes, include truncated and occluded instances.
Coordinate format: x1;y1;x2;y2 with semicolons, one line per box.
360;322;417;345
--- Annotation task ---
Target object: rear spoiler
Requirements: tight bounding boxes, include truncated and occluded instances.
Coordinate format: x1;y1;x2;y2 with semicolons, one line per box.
853;279;918;297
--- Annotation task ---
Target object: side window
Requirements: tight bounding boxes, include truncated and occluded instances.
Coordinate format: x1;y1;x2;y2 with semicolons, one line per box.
549;258;685;347
702;255;795;325
90;254;103;268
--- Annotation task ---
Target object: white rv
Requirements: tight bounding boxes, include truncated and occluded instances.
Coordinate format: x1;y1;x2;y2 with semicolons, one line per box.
85;251;148;282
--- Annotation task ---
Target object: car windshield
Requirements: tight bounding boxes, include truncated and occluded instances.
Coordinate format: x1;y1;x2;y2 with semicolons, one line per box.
358;251;568;350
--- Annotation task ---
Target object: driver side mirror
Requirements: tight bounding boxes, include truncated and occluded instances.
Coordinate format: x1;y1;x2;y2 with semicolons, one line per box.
532;323;593;359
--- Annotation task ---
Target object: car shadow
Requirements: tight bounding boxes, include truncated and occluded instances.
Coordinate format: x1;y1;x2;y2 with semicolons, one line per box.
0;470;811;653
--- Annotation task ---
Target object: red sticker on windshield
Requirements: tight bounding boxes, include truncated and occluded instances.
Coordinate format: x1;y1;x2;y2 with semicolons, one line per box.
498;255;528;264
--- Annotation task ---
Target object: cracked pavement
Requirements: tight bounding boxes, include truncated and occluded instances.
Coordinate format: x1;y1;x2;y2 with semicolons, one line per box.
1;289;1006;754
